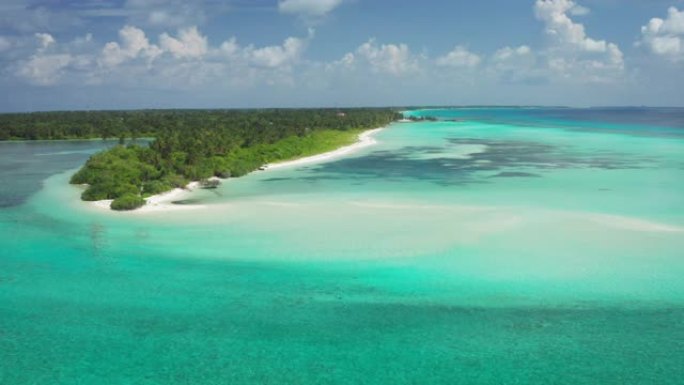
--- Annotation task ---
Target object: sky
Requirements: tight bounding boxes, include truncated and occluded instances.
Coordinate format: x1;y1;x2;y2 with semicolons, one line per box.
0;0;683;112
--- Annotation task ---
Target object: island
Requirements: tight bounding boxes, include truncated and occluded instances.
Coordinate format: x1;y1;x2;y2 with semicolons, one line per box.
0;109;401;210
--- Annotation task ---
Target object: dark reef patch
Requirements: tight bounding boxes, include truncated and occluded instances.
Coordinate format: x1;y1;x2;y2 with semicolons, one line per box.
258;137;659;187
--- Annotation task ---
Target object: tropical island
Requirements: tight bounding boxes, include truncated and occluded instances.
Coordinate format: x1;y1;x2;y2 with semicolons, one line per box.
0;109;400;210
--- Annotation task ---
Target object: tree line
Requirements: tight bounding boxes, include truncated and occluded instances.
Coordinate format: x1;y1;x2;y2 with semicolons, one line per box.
0;109;398;142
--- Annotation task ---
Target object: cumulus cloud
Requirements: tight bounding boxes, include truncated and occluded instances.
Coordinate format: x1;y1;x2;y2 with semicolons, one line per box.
638;7;684;62
17;54;73;85
355;39;419;76
35;33;55;50
318;52;355;75
534;0;624;81
487;45;542;84
9;32;78;85
100;25;162;67
0;0;651;100
98;24;306;72
569;5;590;16
219;37;239;56
87;24;315;88
214;29;312;71
278;0;344;18
493;45;532;62
211;32;313;85
436;46;481;68
336;52;355;69
535;0;614;53
247;36;307;68
160;26;208;59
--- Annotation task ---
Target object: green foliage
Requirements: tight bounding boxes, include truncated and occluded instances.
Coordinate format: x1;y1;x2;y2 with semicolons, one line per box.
142;180;173;197
165;174;190;189
52;109;401;210
111;194;146;211
0;108;402;142
71;145;151;201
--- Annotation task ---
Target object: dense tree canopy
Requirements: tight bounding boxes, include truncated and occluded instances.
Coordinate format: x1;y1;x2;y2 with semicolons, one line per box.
0;109;399;141
2;109;400;210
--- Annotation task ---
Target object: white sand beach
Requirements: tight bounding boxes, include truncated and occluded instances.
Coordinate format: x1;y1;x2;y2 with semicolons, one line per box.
89;181;205;213
264;127;385;170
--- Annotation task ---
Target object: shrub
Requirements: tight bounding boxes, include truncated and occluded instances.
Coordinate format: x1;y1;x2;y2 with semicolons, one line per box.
111;183;140;198
81;185;109;201
110;194;145;211
165;174;189;188
142;180;173;196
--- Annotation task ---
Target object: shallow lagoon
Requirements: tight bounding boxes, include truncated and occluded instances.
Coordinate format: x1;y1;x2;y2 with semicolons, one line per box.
1;108;683;384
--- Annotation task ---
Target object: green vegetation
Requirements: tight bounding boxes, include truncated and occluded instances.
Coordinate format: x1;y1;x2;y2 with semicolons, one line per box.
110;194;146;211
0;109;397;142
14;109;401;210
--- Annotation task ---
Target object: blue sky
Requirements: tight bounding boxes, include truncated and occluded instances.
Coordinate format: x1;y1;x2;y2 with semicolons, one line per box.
0;0;683;111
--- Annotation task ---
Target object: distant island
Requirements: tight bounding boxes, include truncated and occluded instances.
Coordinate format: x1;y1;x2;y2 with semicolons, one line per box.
0;109;400;210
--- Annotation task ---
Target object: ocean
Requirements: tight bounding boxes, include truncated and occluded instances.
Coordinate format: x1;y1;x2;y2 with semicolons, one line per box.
1;108;683;384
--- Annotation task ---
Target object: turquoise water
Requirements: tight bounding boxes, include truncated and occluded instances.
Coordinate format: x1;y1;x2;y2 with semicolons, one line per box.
2;109;684;384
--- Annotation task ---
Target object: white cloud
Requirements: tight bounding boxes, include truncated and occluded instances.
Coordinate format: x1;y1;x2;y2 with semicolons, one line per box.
35;33;55;50
213;30;312;71
73;33;93;45
318;52;356;75
355;39;419;76
535;0;608;53
160;26;208;59
569;5;590;16
487;45;543;84
17;53;73;85
11;31;94;86
219;37;239;56
337;52;355;68
247;36;307;68
534;0;624;81
436;46;481;68
0;1;655;102
278;0;344;18
100;25;162;67
638;7;684;62
493;45;532;62
88;25;315;88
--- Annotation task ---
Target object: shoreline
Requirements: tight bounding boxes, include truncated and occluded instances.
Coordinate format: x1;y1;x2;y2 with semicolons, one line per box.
264;127;385;171
88;181;206;213
88;125;387;213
